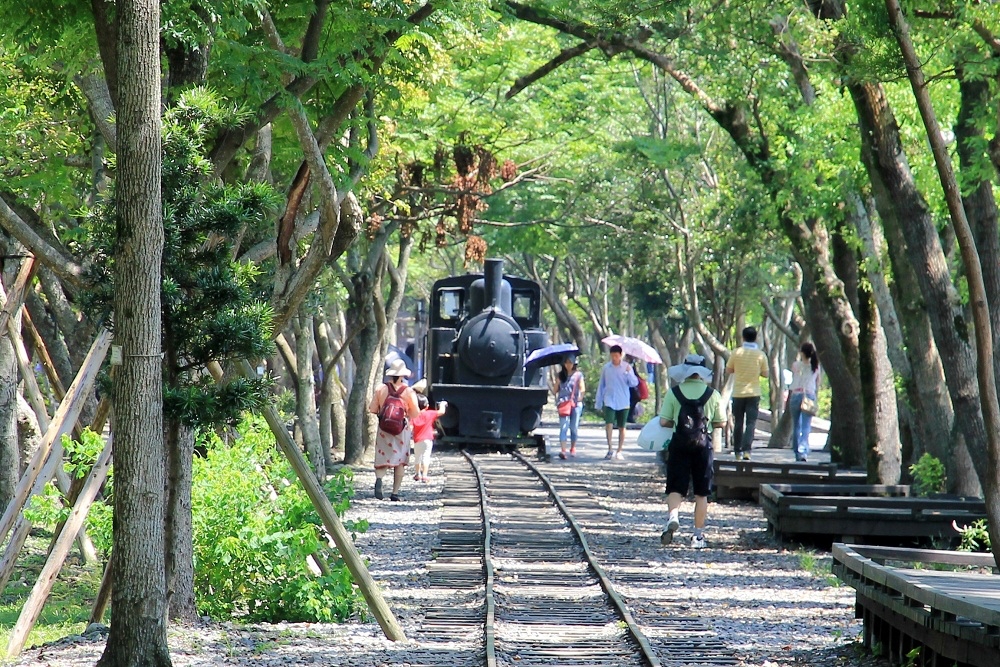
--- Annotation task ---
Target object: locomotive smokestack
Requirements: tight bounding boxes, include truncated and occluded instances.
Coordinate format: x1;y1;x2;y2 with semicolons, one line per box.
484;258;503;309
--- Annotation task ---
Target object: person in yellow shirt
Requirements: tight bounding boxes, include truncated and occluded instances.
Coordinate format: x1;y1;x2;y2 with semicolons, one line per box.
724;326;769;460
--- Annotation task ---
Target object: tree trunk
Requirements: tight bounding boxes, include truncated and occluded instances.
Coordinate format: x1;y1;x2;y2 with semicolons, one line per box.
295;310;324;481
957;70;1000;391
344;264;379;466
0;323;17;512
163;420;196;621
313;314;337;469
797;264;865;465
97;0;171;663
849;80;989;485
16;394;41;474
885;0;1000;564
858;281;901;483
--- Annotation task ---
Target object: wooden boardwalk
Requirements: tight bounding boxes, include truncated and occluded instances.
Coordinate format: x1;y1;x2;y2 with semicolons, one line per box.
760;484;986;545
713;460;867;500
833;544;1000;667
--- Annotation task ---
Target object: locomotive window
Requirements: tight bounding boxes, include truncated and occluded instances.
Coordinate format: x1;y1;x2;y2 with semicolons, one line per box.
512;292;533;320
439;289;463;320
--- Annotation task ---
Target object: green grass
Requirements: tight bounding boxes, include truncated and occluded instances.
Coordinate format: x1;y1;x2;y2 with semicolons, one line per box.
797;549;841;587
0;532;104;654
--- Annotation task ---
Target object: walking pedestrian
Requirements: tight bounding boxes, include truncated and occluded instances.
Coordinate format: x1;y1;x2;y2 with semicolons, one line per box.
595;344;638;460
411;394;447;482
788;342;821;462
725;326;768;460
368;359;419;501
660;354;725;548
553;355;585;459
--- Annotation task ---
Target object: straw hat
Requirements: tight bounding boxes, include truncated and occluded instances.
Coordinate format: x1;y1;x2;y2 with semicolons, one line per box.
385;359;410;377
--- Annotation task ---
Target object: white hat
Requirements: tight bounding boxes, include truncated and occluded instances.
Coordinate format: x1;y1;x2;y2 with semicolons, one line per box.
667;354;713;383
385;358;410;378
411;378;428;394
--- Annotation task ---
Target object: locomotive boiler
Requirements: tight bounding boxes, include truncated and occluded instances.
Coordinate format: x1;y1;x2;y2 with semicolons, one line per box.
424;258;549;443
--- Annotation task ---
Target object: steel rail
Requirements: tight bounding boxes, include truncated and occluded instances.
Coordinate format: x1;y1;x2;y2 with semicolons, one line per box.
461;449;497;667
511;450;662;667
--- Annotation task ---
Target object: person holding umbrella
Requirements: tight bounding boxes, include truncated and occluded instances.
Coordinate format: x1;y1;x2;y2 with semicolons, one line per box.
595;344;639;459
552;354;585;459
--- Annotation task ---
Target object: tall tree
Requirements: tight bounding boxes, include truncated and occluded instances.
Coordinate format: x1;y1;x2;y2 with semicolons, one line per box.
97;0;171;663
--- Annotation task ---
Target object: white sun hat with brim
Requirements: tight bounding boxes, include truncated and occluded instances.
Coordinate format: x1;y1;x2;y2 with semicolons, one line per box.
385;358;410;378
667;354;713;383
411;378;428;393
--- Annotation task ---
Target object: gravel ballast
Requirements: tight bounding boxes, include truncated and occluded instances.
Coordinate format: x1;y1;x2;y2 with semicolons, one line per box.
14;425;889;667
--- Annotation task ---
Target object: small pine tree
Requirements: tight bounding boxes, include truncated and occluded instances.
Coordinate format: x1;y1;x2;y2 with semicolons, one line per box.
81;88;277;426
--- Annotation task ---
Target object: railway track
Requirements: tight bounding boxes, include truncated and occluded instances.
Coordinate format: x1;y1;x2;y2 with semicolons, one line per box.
421;450;736;667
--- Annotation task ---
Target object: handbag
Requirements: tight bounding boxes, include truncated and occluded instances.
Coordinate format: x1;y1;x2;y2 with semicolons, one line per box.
800;396;818;416
557;399;574;417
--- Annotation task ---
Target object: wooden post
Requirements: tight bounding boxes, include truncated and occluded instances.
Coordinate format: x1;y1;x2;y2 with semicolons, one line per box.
0;328;111;544
5;435;113;658
0;443;64;591
208;361;406;642
0;281;97;562
89;556;113;625
0;257;37;333
21;308;65;401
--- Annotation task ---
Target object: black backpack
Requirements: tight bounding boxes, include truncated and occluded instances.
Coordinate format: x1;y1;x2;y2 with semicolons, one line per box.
671;385;714;448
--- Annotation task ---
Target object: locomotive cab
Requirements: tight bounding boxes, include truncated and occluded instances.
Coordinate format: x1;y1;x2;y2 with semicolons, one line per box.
426;259;548;442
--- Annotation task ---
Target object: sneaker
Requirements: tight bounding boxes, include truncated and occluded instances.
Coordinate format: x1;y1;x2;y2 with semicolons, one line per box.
559;452;567;460
413;473;420;481
604;451;614;460
421;476;429;483
741;452;751;461
569;447;577;457
390;493;401;502
614;451;624;460
691;534;707;549
661;516;680;545
374;479;384;500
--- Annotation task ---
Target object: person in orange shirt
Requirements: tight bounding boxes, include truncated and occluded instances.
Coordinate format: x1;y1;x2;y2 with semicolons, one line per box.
368;359;420;501
410;394;447;482
724;326;769;460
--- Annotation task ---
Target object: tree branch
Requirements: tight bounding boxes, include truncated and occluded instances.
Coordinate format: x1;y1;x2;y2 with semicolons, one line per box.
0;195;88;290
506;41;597;99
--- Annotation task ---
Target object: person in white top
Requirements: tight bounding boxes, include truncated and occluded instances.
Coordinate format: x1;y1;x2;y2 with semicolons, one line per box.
788;342;820;462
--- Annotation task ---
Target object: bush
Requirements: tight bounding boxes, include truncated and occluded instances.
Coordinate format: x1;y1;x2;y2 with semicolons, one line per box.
956;519;992;553
22;429;114;556
192;415;367;622
909;453;946;497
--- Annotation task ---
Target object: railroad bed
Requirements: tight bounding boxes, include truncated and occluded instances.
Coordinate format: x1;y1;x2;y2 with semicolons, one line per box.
11;430;888;667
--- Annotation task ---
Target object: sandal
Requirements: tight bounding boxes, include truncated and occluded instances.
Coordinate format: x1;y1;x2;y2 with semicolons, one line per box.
569;447;576;457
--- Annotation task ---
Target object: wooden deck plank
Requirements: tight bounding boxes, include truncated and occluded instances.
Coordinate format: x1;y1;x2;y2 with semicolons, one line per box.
834;544;1000;666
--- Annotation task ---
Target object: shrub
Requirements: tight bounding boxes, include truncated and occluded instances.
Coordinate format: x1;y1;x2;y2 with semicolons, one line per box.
909;453;946;497
192;415;367;622
956;519;991;553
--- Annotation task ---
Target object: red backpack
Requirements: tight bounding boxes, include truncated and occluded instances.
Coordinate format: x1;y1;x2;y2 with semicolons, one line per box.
378;382;408;435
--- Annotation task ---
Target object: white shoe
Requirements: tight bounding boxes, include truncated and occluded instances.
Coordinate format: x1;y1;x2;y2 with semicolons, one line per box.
691;534;707;549
661;516;680;545
614;451;624;460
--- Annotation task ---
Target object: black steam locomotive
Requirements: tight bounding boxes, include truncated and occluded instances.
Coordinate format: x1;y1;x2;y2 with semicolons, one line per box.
422;258;549;445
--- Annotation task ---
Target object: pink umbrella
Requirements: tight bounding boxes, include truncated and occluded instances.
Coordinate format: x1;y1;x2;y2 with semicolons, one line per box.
601;334;663;364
